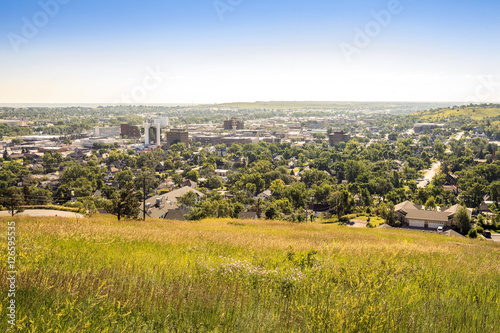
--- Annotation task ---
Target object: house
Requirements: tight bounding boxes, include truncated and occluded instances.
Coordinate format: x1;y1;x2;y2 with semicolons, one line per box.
256;190;272;200
140;196;177;219
443;185;460;195
307;203;335;216
215;169;228;177
395;201;471;229
139;186;206;218
477;203;491;215
239;211;258;220
156;180;175;193
445;173;459;186
165;208;190;221
181;179;197;188
165;186;205;204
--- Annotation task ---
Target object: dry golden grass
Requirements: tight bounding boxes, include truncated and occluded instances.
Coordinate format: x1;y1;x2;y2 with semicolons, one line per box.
2;215;500;332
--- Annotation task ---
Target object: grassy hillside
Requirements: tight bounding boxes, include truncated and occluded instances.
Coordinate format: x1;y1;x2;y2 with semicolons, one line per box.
209;101;371;109
206;101;448;112
416;105;500;121
2;216;500;332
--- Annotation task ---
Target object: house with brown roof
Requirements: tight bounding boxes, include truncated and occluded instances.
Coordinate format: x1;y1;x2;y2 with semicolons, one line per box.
139;186;205;219
181;179;198;188
395;201;471;229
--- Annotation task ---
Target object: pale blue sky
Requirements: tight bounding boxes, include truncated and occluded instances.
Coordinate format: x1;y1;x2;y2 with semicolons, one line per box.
0;0;499;104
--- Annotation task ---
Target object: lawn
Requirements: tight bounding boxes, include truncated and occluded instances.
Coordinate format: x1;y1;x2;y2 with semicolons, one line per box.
2;216;500;332
350;214;386;227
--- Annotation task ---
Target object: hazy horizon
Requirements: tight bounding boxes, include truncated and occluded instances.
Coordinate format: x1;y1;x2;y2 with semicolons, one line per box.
0;101;461;108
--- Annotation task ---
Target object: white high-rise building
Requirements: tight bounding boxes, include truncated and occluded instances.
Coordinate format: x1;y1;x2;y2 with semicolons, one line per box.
154;117;169;126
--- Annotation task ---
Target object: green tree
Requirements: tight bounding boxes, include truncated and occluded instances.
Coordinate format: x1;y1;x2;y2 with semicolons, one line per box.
270;179;285;197
455;206;471;234
204;176;223;190
1;187;24;216
185;170;199;182
328;189;355;218
424;197;437;211
380;202;396;226
114;170;134;188
11;138;24;145
42;150;63;173
489;180;500;203
283;182;309;209
134;169;159;195
311;183;333;204
178;190;197;208
265;204;280;220
433;140;446;159
171;174;183;188
105;183;140;221
301;169;330;188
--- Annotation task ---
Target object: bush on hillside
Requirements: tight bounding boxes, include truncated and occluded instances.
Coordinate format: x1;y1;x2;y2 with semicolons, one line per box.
468;228;478;239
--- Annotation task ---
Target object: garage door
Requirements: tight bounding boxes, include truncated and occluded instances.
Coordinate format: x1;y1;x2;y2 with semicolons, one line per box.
409;220;425;228
428;223;444;229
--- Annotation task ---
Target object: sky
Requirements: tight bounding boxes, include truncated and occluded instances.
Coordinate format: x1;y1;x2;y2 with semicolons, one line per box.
0;0;499;104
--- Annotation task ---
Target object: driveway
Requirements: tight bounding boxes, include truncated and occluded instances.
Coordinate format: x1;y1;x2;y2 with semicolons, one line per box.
0;209;84;218
418;161;441;188
490;234;500;242
346;220;368;228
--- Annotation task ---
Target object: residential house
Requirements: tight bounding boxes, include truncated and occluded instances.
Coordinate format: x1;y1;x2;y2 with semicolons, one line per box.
256;190;272;200
395;200;471;229
239;211;258;220
140;186;205;219
165;209;190;221
181;179;198;188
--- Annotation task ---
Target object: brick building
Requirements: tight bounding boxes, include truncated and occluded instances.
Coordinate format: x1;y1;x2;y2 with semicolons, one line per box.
121;124;141;138
329;131;351;145
166;129;189;146
223;118;244;130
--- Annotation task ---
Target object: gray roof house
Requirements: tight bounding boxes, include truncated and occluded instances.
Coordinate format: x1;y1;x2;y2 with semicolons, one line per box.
140;186;205;219
395;201;471;229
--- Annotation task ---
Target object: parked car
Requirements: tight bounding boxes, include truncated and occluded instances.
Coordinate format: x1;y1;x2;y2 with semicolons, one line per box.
437;226;443;232
483;230;491;238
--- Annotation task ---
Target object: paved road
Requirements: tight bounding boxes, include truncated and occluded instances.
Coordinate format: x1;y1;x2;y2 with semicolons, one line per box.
346;220;368;228
418;161;441;188
490;234;500;242
0;209;84;218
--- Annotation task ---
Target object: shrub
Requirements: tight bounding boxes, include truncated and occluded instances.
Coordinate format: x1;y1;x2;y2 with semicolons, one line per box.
339;216;350;223
477;214;485;226
476;225;484;234
468;228;478;239
392;220;402;228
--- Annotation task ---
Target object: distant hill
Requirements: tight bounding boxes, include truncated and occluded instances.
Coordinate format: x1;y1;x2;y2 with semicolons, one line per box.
415;104;500;121
204;101;451;113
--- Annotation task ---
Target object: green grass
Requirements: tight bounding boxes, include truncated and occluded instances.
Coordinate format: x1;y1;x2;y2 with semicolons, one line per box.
351;215;386;227
2;216;500;332
415;106;500;121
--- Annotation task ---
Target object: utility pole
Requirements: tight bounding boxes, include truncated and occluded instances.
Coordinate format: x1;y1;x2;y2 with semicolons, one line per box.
143;174;146;221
